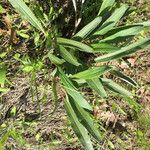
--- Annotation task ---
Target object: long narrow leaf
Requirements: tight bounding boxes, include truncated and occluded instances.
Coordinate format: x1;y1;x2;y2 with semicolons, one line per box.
69;97;102;142
48;53;65;65
64;86;92;111
58;67;92;111
86;78;107;98
58;67;77;90
100;25;143;42
8;0;45;34
64;97;94;150
57;37;94;53
95;5;129;35
74;17;102;39
95;38;150;62
101;78;132;96
91;43;120;52
98;0;115;15
59;45;81;66
110;69;137;87
71;66;112;79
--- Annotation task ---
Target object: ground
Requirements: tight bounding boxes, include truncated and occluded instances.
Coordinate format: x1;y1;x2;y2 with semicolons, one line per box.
0;0;150;150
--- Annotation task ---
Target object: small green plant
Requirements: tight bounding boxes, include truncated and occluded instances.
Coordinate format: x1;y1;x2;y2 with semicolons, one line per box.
3;0;150;149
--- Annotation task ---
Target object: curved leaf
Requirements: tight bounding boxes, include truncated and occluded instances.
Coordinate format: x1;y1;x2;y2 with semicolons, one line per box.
74;17;102;39
64;86;92;111
58;67;77;90
64;97;94;150
95;38;150;62
57;37;94;53
59;45;81;66
95;5;129;35
100;25;143;42
110;69;137;87
48;53;65;65
98;0;115;15
86;78;107;98
8;0;45;34
58;67;92;111
69;97;102;142
101;78;132;96
71;66;112;79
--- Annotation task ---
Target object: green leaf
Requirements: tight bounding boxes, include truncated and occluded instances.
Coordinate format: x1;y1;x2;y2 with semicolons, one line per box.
59;45;81;66
48;53;65;65
58;67;92;111
0;88;9;93
110;69;137;87
22;66;34;73
101;78;132;96
0;4;5;13
57;38;94;53
136;21;150;27
95;38;150;62
98;0;115;15
105;25;143;36
95;5;129;35
71;66;112;79
74;17;102;39
64;97;94;150
51;77;59;114
58;67;77;90
8;0;45;34
64;86;92;111
0;64;6;86
86;78;107;98
69;97;102;142
100;25;143;42
91;43;120;52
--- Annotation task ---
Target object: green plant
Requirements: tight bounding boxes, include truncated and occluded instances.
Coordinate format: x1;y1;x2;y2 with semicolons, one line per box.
4;0;150;149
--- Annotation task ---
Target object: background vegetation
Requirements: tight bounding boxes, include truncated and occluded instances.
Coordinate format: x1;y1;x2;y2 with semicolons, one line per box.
0;0;149;149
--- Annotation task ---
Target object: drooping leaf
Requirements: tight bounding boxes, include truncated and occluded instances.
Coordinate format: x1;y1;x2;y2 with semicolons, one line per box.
74;17;102;39
98;0;115;15
95;5;129;35
110;69;137;87
48;53;65;65
69;97;102;142
95;38;150;62
64;97;94;150
86;78;107;98
59;45;81;66
64;86;92;111
71;66;112;79
8;0;45;34
100;25;143;42
101;78;132;96
91;43;120;52
57;37;94;53
58;67;92;111
58;67;77;90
